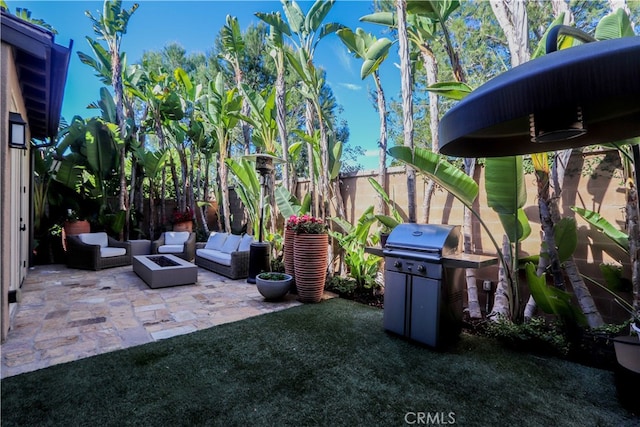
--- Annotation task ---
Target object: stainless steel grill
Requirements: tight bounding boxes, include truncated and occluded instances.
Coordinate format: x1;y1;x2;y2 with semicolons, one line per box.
383;224;465;348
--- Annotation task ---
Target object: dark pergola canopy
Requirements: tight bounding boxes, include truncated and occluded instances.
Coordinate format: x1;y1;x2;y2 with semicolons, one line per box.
1;8;72;141
439;36;640;158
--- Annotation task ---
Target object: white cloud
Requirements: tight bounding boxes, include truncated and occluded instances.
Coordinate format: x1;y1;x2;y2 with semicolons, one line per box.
364;149;379;157
339;83;362;91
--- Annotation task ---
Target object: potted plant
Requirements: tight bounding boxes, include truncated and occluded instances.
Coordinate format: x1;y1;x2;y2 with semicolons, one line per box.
172;207;194;232
62;209;90;251
256;272;293;301
292;214;328;303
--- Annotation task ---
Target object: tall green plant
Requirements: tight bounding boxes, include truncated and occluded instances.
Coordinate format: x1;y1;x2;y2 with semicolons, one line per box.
330;206;381;290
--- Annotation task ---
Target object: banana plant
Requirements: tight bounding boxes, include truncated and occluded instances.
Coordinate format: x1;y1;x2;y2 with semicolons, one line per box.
367;177;402;233
199;73;243;232
275;185;311;219
330;206;381;290
226;158;263;240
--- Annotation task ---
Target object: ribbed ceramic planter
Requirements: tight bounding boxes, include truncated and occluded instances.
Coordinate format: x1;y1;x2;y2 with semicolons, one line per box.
173;221;193;232
284;229;296;278
293;233;328;303
62;220;90;251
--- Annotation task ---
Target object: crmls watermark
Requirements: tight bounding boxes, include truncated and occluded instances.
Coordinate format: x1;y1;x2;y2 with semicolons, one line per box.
404;411;456;425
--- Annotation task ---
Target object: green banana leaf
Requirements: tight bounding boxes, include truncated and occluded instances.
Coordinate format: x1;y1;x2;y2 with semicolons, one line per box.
554;217;577;263
388;146;478;206
599;263;632;293
485;156;530;243
526;263;586;326
595;8;635;40
571;206;629;253
426;81;472;100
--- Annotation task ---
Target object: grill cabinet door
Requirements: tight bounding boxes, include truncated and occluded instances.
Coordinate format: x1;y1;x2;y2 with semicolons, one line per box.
383;270;408;336
410;275;441;347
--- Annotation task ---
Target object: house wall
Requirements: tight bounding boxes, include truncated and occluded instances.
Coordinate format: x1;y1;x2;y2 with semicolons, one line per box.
1;42;31;342
297;149;630;323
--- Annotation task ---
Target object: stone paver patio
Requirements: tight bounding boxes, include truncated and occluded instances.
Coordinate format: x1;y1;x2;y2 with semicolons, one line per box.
1;264;321;378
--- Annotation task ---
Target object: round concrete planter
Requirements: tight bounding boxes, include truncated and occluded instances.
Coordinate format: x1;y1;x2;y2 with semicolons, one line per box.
256;273;293;301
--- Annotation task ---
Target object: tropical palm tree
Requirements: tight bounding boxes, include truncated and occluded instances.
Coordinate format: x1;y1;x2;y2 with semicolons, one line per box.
255;11;293;191
200;74;243;233
220;15;252;155
83;0;139;239
336;27;392;216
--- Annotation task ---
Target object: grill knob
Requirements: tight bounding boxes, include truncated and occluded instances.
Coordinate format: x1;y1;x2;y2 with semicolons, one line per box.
417;265;426;273
394;260;402;268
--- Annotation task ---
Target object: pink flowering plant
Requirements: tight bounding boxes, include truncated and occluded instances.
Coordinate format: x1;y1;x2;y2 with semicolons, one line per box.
290;214;327;234
286;215;299;230
172;207;193;224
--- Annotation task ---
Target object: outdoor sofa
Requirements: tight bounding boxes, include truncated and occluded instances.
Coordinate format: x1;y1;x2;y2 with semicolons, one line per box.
66;232;132;271
195;232;253;279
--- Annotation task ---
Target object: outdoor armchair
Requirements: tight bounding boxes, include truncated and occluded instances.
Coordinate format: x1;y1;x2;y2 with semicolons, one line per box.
66;232;132;271
151;232;196;262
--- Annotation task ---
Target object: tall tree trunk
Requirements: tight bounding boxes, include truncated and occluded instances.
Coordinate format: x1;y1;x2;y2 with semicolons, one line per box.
490;0;530;67
373;72;388;216
490;235;512;320
421;47;438;223
112;50;128;241
219;153;231;233
275;58;290;192
627;180;640;322
464;160;482;319
305;101;318;217
397;0;416;223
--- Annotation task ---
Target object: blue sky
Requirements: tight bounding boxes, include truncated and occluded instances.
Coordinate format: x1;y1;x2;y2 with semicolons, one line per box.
14;0;403;171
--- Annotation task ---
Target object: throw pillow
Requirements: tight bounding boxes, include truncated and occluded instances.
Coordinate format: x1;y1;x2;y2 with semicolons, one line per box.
78;232;108;248
205;232;228;250
165;231;190;245
238;234;254;252
220;234;242;254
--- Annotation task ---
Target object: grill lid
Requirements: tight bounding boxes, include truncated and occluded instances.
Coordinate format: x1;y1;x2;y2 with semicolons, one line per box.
384;224;460;256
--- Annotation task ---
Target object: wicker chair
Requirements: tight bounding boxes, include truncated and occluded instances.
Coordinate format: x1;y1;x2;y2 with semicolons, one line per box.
151;232;196;262
66;233;131;271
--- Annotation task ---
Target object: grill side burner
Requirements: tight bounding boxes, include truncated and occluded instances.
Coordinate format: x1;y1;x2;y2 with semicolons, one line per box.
382;224;465;348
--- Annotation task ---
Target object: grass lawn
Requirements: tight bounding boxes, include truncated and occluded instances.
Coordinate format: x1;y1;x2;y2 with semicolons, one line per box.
1;299;636;426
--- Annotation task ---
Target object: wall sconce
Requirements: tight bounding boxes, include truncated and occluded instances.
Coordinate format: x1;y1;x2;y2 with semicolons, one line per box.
9;112;27;149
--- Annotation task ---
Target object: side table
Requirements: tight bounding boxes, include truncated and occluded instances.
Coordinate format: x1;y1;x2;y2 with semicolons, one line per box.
128;239;151;256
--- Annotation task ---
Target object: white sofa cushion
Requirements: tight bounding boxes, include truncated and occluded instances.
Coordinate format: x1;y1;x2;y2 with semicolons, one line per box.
78;232;108;248
238;234;254;252
220;234;242;254
158;245;184;254
196;248;232;266
100;247;126;258
205;232;228;250
165;231;190;245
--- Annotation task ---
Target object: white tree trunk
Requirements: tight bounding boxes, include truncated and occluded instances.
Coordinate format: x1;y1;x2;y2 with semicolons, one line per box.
397;0;416;223
373;72;388;217
490;0;530;66
421;48;438;223
490;235;512;320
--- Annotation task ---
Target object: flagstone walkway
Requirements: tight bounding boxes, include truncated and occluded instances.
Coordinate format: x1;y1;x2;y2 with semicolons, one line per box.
1;264;321;378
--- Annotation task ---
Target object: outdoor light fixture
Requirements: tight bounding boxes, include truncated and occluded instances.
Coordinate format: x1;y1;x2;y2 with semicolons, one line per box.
438;36;640;158
8;112;27;149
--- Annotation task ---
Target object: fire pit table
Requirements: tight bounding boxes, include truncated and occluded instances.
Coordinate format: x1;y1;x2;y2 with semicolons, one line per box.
133;254;198;289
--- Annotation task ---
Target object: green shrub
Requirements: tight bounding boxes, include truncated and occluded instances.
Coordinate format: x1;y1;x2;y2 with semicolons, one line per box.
327;276;358;296
483;316;570;357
